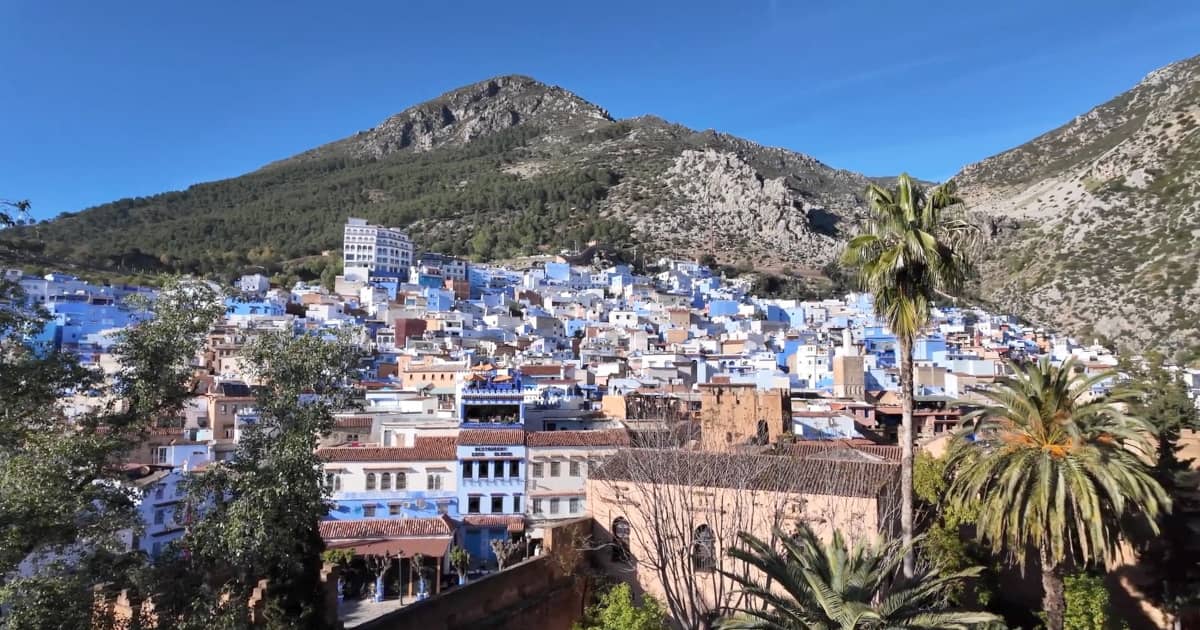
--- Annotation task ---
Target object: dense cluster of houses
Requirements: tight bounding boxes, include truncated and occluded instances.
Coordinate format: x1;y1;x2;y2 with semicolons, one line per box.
10;216;1199;592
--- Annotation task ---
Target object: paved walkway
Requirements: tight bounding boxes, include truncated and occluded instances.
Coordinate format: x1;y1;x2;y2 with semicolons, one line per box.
339;597;411;628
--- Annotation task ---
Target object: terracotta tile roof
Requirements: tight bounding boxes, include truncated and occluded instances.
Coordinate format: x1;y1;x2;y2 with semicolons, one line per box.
319;516;454;539
526;429;631;448
317;437;457;462
592;448;900;498
519;364;563;376
334;416;374;429
461;515;525;532
457;429;525;446
784;442;902;462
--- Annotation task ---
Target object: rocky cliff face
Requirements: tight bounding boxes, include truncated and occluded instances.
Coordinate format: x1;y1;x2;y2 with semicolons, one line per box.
957;54;1200;352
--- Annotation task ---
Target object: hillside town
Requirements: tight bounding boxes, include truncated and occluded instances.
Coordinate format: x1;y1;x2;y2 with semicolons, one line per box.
8;216;1199;628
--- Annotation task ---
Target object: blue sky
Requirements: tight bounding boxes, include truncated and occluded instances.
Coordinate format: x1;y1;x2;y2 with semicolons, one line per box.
2;0;1198;220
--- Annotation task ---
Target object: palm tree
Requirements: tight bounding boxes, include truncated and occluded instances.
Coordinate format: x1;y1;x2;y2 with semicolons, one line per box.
946;357;1169;630
841;174;978;576
720;523;998;629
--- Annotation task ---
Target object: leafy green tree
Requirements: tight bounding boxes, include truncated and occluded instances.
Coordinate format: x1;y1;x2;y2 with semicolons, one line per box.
1062;572;1118;630
153;330;361;628
912;453;994;606
719;523;998;629
946;357;1168;630
0;277;223;628
574;582;667;630
1126;361;1200;624
841;174;978;576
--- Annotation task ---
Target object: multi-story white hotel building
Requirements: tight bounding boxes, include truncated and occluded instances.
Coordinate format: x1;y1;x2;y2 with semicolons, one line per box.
343;217;413;280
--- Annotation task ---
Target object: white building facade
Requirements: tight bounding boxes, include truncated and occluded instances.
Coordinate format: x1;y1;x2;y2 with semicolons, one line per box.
343;217;413;280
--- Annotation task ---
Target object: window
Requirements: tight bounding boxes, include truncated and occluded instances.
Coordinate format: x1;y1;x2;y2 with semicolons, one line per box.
533;498;544;514
154;447;168;465
151;542;162;558
219;404;227;414
396;472;407;489
756;420;768;445
491;496;504;513
468;497;481;514
479;462;489;479
437;501;449;515
569;497;581;514
513;494;522;513
366;472;377;490
462;461;474;478
154;509;165;525
692;524;716;571
509;460;520;477
345;433;359;443
550;461;561;477
569;461;581;477
532;463;544;478
493;460;504;478
380;472;391;490
363;505;376;518
549;498;560;514
154;486;164;500
427;473;442;490
612;517;631;561
324;472;342;492
389;504;402;516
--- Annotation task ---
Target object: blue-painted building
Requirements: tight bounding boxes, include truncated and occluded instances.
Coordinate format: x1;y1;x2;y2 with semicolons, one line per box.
225;298;284;317
456;427;527;566
320;438;461;522
708;299;740;318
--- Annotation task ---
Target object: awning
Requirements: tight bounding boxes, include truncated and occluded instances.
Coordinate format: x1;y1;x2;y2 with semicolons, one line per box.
326;536;452;557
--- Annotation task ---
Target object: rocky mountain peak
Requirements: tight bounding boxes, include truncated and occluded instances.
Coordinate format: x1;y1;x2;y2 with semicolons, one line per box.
276;74;613;165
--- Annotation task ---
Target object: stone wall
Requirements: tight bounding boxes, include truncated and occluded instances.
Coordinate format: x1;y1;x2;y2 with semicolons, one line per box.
358;518;591;630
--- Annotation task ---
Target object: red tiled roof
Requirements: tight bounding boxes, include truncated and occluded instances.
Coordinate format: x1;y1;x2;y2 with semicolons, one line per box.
457;429;525;446
519;364;563;376
335;416;374;429
326;537;452;557
526;429;631;448
319;516;454;539
317;437;456;462
461;515;525;532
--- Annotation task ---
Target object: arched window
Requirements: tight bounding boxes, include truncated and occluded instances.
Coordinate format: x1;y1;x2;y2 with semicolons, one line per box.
380;472;391;490
366;472;376;490
692;524;716;571
397;472;407;489
612;517;631;562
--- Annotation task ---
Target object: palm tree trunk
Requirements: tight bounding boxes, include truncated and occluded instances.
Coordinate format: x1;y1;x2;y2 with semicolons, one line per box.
1040;543;1064;630
898;334;915;578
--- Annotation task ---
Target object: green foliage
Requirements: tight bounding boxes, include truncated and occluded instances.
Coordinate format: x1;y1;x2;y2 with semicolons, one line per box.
1125;361;1200;616
913;454;992;603
946;357;1167;630
13;127;633;276
0;277;223;628
719;523;998;629
841;174;978;343
1063;572;1119;630
321;548;355;567
574;582;667;630
448;545;471;576
947;357;1167;568
150;329;363;627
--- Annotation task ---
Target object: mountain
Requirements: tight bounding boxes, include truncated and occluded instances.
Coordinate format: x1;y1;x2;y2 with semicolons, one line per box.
955;54;1200;354
10;75;870;287
8;58;1199;352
